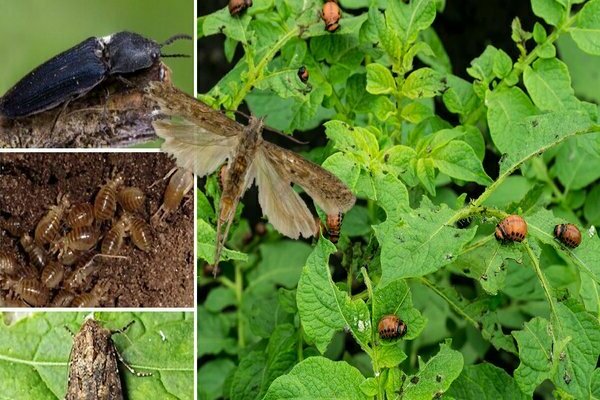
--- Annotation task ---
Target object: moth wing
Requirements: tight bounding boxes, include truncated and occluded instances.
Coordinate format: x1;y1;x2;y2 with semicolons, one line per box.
253;147;318;239
153;119;238;177
262;142;356;215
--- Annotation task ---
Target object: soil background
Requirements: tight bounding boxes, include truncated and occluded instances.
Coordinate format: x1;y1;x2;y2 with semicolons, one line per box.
0;153;193;307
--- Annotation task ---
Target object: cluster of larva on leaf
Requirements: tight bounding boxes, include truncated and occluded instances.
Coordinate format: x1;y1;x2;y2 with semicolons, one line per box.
492;215;582;248
0;168;191;307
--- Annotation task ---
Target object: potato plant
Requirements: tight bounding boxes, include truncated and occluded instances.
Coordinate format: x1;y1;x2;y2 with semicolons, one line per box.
197;0;600;399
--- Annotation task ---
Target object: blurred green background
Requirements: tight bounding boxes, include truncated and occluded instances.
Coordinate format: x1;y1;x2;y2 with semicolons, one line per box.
0;0;194;96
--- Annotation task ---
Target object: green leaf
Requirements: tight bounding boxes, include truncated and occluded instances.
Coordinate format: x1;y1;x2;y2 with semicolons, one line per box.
533;22;548;44
493;49;513;78
386;0;437;43
527;209;600;286
451;239;523;295
446;363;528;399
230;324;297;400
401;101;434;123
416;157;437;195
512;317;553;395
198;359;236;400
417;27;452;73
402;67;446;99
571;0;600;55
497;111;593;177
373;279;427;342
263;357;367;400
297;240;372;353
431;140;492;185
584;185;600;225
552;135;600;191
486;87;537;154
523;58;580;112
466;46;498;84
325;120;380;162
531;0;565;26
198;306;236;357
552;300;600;398
373;197;476;285
366;63;397;94
402;341;464;399
200;8;251;43
557;34;600;104
0;312;193;400
197;219;248;264
442;75;479;117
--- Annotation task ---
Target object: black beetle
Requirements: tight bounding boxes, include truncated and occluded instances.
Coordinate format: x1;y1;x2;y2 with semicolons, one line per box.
0;31;191;118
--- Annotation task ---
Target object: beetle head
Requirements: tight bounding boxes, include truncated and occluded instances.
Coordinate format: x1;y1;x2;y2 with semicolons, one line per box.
106;31;162;75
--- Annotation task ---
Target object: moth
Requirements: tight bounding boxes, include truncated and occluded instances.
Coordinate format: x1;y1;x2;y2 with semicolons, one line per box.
66;319;150;400
147;82;356;269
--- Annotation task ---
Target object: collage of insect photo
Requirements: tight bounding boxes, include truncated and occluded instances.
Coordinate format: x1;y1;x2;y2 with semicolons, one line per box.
2;0;600;399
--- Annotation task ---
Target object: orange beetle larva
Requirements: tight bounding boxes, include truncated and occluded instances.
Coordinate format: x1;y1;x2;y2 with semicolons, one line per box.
20;233;47;270
34;194;70;245
14;278;50;306
41;261;65;289
129;216;152;252
53;226;99;253
554;223;582;248
322;0;341;32
118;186;146;213
495;215;527;243
65;203;95;228
151;168;193;226
94;175;125;221
378;315;407;340
325;213;343;244
101;215;129;255
228;0;252;16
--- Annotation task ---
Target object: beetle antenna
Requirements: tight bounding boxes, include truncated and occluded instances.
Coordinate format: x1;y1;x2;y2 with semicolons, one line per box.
160;53;190;58
161;34;193;47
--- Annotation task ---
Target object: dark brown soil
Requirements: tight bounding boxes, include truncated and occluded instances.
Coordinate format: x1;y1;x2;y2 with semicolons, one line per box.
0;153;193;307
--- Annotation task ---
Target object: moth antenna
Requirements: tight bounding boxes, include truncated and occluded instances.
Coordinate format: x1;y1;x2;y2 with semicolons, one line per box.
264;127;309;145
161;33;193;47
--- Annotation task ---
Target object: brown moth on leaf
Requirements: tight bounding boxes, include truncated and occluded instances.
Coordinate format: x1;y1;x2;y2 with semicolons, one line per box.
146;82;356;272
66;319;151;400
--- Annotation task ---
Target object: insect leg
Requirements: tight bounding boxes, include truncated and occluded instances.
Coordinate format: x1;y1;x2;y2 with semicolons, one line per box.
113;342;153;377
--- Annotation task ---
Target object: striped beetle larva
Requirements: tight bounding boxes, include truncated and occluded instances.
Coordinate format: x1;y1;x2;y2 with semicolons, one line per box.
66;203;95;228
0;252;20;277
64;252;97;291
117;187;146;214
495;215;527;243
151;168;193;226
94;175;125;221
52;226;100;253
322;0;341;32
58;247;81;266
20;233;48;270
13;277;50;306
378;315;407;340
51;290;76;307
325;213;343;244
71;281;110;307
554;223;582;248
101;215;130;255
41;261;65;289
129;216;152;252
0;217;23;237
35;194;70;245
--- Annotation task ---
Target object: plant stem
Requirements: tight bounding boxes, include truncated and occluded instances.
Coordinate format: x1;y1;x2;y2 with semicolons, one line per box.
418;277;480;329
523;242;558;321
235;263;245;348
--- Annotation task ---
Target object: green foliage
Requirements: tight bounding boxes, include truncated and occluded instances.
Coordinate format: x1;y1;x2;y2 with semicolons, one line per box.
0;312;194;399
197;0;600;399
